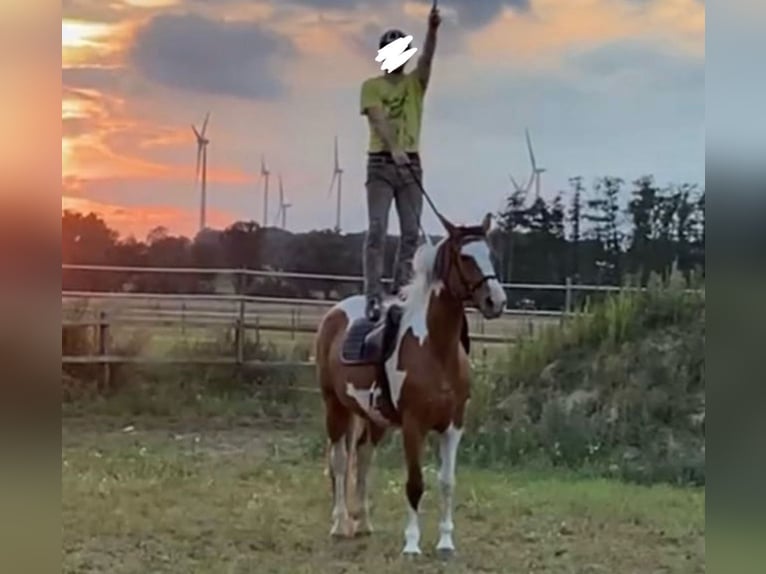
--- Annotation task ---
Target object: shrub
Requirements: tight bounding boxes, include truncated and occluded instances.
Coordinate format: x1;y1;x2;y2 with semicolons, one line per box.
462;269;705;486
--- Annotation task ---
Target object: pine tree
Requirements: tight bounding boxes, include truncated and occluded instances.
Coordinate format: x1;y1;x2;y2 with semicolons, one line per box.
627;176;660;282
585;177;623;284
497;188;529;282
567;177;584;280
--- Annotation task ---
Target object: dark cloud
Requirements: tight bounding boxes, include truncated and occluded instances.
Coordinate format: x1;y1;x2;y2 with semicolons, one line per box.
285;0;377;8
130;14;295;100
285;0;530;29
349;16;463;58
412;0;530;29
191;0;378;10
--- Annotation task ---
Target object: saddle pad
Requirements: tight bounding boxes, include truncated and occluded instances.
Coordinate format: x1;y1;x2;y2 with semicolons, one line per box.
341;317;378;364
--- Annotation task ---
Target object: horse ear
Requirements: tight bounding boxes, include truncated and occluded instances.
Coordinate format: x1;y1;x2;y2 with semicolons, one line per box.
482;212;493;233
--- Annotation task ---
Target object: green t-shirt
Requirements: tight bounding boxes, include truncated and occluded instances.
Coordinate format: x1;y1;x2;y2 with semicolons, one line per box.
360;72;425;153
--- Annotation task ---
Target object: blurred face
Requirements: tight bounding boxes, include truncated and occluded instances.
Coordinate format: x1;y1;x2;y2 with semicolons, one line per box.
378;31;410;75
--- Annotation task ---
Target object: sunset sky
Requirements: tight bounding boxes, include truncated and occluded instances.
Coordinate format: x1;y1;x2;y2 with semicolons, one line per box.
62;0;705;240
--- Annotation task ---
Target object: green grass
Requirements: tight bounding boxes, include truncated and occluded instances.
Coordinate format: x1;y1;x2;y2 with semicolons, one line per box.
465;270;706;486
63;416;705;574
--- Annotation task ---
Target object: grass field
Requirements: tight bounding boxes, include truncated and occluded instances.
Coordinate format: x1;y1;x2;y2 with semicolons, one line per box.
63;416;705;574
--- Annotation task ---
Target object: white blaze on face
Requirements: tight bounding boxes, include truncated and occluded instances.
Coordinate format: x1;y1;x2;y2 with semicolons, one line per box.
460;240;507;310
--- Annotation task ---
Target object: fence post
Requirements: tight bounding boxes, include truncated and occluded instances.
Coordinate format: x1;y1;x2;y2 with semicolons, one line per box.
290;308;296;341
563;276;573;326
235;297;245;364
98;311;110;390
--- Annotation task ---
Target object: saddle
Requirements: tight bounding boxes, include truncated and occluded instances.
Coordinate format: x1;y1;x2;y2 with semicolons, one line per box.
340;303;470;366
341;303;404;366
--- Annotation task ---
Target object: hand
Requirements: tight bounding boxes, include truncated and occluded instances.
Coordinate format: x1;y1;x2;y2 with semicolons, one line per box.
391;149;411;166
428;5;441;30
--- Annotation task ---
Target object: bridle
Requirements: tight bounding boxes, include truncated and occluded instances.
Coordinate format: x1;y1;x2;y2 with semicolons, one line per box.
436;234;498;302
397;163;498;300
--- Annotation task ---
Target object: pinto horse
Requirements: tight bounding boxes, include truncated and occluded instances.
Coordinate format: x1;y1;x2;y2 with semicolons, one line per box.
314;213;507;556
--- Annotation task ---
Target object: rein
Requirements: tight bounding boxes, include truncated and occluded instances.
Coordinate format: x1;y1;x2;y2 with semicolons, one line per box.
399;164;496;300
404;163;450;246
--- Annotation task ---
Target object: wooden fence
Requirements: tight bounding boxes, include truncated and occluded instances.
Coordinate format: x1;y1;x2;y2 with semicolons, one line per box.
63;263;702;378
61;299;541;378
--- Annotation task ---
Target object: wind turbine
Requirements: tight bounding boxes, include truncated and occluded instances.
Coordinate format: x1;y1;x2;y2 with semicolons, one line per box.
276;174;291;229
525;128;546;198
326;135;343;232
508;172;528;194
260;155;271;227
192;112;210;232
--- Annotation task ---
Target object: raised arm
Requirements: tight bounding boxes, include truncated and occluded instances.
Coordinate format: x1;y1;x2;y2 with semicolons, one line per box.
415;4;441;90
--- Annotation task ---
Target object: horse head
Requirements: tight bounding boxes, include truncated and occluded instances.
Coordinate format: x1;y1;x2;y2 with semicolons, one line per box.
433;213;507;319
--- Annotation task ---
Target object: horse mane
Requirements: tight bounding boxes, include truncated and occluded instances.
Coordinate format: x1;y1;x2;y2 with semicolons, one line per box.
397;226;487;310
399;240;444;309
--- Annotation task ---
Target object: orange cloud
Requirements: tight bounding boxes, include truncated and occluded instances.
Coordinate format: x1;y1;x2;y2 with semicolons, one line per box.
62;87;253;185
62;195;237;239
64;133;252;184
62;18;136;67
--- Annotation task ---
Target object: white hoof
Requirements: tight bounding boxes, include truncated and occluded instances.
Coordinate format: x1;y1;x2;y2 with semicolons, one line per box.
436;537;455;553
402;506;421;555
402;543;422;556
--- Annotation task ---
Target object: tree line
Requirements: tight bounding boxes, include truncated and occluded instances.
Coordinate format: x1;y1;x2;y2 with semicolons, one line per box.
62;175;704;309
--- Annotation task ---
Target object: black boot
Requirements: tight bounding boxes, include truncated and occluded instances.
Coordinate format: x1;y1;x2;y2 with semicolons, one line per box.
365;295;382;322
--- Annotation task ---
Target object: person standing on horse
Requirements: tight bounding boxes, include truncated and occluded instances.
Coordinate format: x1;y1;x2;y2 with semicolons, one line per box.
360;5;441;322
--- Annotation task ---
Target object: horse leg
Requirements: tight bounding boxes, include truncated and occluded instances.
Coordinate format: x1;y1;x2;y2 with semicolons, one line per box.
354;420;386;536
436;423;463;554
325;394;354;538
401;415;425;555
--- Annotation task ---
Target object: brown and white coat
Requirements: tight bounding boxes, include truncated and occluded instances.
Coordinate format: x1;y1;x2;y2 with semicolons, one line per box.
315;214;507;556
